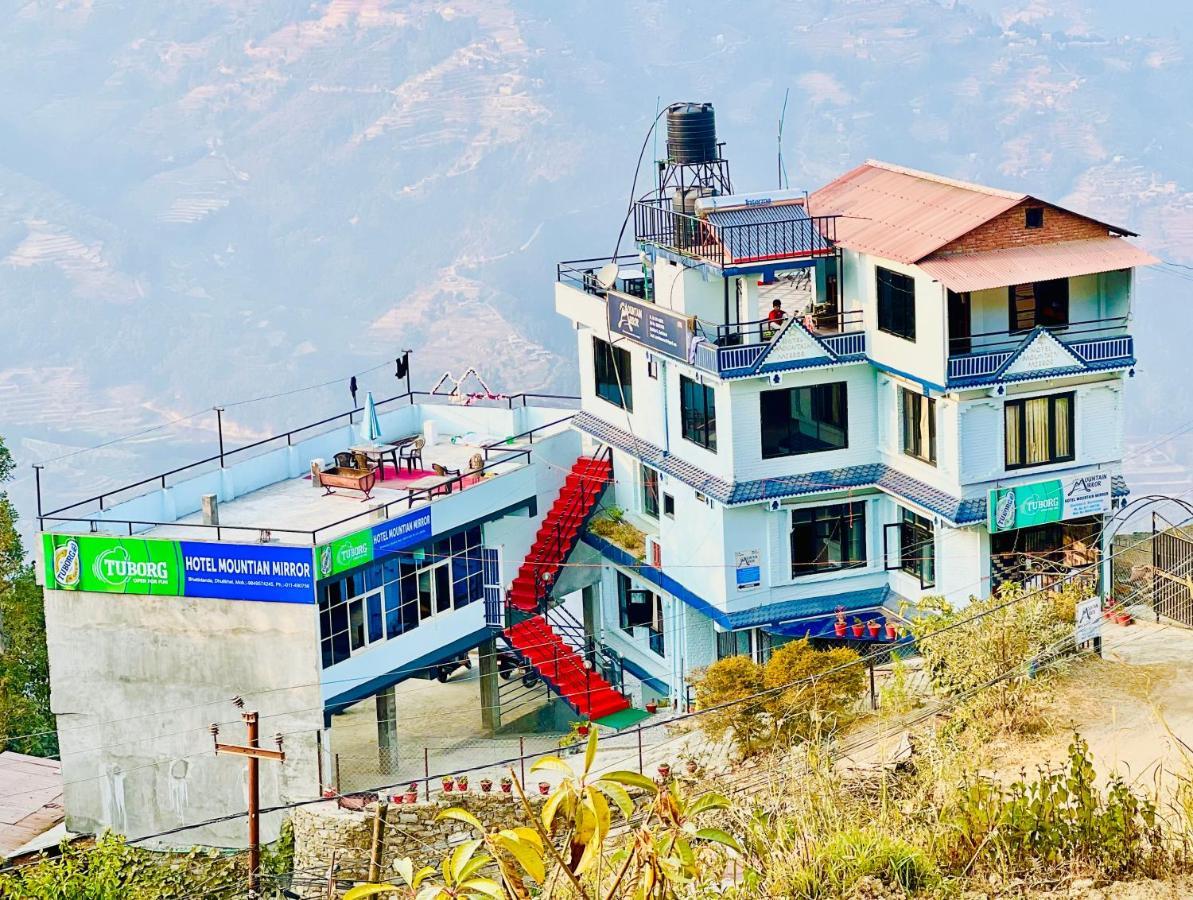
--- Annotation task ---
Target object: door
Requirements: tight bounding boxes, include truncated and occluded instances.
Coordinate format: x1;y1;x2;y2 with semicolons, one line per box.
947;290;971;355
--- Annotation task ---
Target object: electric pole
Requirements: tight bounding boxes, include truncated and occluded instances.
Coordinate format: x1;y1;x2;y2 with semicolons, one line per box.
212;697;286;897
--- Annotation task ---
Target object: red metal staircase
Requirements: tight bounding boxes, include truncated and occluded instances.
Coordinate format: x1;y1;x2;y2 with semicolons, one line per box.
502;453;629;720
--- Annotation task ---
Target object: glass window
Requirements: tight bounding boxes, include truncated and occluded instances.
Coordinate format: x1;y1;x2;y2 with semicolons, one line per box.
663;493;675;518
616;572;665;657
901;388;936;465
760;383;848;459
679;375;717;451
641;465;659;519
349;598;366;651
1009;279;1069;333
899;510;936;588
434;564;451;613
593;336;633;411
791;502;867;577
1004;392;1074;469
366;593;383;643
716;630;751;660
877;267;916;341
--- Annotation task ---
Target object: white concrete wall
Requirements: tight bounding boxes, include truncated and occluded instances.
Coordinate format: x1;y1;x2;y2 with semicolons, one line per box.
45;589;323;849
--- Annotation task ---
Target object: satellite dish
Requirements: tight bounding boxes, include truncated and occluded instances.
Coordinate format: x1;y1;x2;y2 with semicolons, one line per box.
596;262;620;289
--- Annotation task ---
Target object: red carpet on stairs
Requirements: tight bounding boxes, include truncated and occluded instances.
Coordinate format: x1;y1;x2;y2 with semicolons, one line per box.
504;615;629;719
502;454;627;719
507;456;612;613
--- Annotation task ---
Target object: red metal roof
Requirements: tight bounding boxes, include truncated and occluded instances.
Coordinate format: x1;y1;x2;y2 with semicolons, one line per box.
917;238;1159;292
808;160;1137;264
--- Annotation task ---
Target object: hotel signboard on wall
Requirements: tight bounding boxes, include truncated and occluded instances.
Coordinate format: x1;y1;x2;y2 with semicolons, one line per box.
42;533;316;603
988;472;1112;534
315;506;434;579
606;291;694;363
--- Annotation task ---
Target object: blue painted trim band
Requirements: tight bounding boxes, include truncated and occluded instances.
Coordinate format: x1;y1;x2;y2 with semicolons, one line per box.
619;657;670;696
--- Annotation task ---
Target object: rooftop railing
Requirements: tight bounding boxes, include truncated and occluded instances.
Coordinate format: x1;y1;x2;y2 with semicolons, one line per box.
632;199;838;267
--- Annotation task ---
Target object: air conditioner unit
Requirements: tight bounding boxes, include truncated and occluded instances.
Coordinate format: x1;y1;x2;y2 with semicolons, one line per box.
646;535;662;569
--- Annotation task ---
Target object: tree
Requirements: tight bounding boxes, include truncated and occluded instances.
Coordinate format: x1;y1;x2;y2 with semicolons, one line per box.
0;434;56;757
690;655;768;757
763;639;865;743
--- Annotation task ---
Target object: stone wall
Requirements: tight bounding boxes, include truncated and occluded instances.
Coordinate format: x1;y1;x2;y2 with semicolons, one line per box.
292;791;546;897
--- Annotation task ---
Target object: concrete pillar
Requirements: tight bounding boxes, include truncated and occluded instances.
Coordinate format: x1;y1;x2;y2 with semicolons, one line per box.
582;583;599;640
376;686;399;775
479;640;501;735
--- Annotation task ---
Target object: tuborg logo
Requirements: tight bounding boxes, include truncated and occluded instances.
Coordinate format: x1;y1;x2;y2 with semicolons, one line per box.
994;490;1017;531
53;539;81;588
336;541;369;568
92;546;169;587
319;545;333;578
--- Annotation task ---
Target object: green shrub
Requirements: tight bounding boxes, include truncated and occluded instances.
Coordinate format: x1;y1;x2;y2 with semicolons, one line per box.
786;827;938;899
691;655;767;756
763;640;865;743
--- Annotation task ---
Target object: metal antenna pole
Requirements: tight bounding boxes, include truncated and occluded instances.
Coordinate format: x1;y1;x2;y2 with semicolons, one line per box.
32;464;44;528
214;407;226;467
212;699;285;897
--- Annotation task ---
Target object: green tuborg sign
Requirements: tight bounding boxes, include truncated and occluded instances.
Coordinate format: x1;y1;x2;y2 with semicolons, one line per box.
44;533;184;595
988;473;1111;535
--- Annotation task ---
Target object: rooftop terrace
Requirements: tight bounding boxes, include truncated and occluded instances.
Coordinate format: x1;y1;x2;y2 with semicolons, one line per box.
38;392;578;546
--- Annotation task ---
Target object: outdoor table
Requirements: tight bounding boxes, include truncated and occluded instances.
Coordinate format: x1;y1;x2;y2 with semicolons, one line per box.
405;474;454;507
350;443;402;480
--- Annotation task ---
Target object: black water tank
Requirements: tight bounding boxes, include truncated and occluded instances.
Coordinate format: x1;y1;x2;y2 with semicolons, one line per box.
667;102;717;164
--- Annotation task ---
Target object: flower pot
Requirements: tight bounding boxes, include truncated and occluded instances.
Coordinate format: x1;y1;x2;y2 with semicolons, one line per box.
442;780;454;793
867;622;880;638
500;782;512;794
851;623;864;638
480;780;493;793
885;623;898;640
1116;612;1133;626
456;779;469;792
834;621;847;638
404;791;418;804
645;702;658;713
577;724;590;737
657;764;671;779
391;794;404;805
322;789;337;800
538;781;550;795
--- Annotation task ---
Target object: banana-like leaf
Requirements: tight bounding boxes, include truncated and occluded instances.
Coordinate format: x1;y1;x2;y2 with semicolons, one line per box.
685;792;730;819
344;885;400;900
583;727;599;775
693;827;744;853
584;786;611;842
507;826;542;850
591;780;634;819
393;857;415;887
491;832;546;883
437;807;484;833
456;851;493;885
541;787;570;832
530;755;574;775
449;839;483;885
459;877;506;898
598;770;658;794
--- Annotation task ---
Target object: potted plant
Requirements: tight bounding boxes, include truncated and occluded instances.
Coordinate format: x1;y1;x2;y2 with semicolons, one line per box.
684;758;698;775
851;617;864;638
455;775;469;792
645;700;658;713
1115;609;1133;626
657;762;672;779
479;777;493;793
404;783;419;804
500;775;513;794
885;620;898;640
441;777;454;793
577;722;590;737
867;620;880;638
834;606;847;638
537;781;551;796
391;794;404;805
322;788;337;800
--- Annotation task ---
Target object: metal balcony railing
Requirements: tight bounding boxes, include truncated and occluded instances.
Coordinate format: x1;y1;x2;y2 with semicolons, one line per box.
946;316;1133;382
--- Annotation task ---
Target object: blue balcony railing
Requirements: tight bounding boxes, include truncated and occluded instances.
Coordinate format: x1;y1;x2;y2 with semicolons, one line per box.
946;318;1133;384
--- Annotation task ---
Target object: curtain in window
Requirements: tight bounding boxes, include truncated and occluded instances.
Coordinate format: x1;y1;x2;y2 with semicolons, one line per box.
1024;397;1051;465
1054;395;1072;458
1005;404;1022;467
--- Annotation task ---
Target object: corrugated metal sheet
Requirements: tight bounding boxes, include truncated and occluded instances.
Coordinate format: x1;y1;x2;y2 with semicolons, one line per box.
918;238;1160;292
0;752;63;857
808;160;1025;263
704;202;831;263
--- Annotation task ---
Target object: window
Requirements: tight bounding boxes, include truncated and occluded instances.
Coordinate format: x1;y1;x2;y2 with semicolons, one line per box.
1025;207;1044;229
593;337;632;411
318;526;484;668
900;388;936;465
760;383;848;459
617;572;664;656
877;267;916;341
647;357;658;379
662;493;675;518
790;502;867;577
641;464;659;518
899;510;936;588
679;375;717;451
716;630;751;660
1009;279;1068;333
1004;392;1074;469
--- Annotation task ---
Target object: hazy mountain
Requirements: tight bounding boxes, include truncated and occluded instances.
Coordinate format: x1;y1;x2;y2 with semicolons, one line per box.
3;0;1192;529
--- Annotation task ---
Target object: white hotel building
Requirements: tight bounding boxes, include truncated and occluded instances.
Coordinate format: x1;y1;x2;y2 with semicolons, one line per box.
554;108;1156;707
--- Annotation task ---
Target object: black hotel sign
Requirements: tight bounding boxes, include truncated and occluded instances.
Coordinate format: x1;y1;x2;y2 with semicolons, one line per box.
606;291;694;362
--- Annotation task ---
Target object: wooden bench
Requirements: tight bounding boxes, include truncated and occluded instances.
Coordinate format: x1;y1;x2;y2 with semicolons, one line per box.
317;466;377;500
